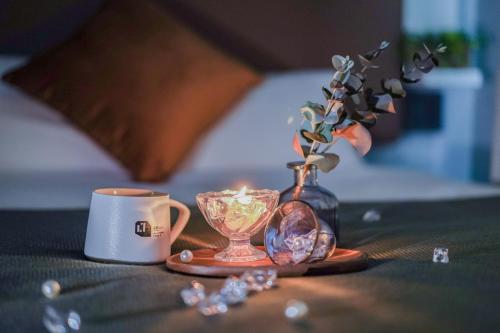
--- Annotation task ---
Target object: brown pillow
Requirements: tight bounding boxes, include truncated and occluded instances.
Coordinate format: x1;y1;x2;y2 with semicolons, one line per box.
3;0;261;182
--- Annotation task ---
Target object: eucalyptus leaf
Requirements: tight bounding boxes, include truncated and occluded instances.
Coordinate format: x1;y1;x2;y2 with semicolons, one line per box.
350;110;377;128
401;61;422;83
379;40;390;49
323;101;343;124
364;49;381;61
300;102;325;125
332;70;351;85
367;93;396;113
354;72;367;82
435;43;447;53
423;43;431;55
319;124;334;143
360;111;377;128
332;55;354;72
302;130;330;144
305;153;340;173
322;87;333;100
300;129;314;144
363;40;391;61
382;78;406;98
332;55;345;71
332;89;346;101
358;55;380;70
301;145;312;157
351;94;361;105
413;50;438;73
345;74;363;95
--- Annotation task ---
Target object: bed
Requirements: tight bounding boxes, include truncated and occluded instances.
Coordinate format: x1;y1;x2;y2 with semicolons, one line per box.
1;56;499;209
2;55;500;332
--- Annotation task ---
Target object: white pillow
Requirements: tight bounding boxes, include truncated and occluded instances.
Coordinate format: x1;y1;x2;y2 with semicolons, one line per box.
0;57;362;175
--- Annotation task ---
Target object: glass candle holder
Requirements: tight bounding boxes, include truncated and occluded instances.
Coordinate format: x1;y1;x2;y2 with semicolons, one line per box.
196;187;279;262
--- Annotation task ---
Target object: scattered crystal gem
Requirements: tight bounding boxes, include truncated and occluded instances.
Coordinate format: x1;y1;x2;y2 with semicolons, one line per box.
42;280;61;299
43;306;67;333
308;219;337;263
180;280;206;306
362;209;381;223
220;275;248;305
241;269;277;292
433;248;449;263
180;250;193;263
284;229;317;264
66;311;81;331
284;300;309;321
197;292;228;316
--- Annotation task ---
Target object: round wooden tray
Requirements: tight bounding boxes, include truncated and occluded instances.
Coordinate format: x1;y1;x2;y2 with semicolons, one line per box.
166;246;368;277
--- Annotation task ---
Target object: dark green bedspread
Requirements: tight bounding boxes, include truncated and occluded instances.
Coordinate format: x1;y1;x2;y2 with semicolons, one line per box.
1;197;500;333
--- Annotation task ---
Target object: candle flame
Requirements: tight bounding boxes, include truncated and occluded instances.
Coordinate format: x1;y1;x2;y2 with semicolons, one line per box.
234;186;251;204
236;186;247;197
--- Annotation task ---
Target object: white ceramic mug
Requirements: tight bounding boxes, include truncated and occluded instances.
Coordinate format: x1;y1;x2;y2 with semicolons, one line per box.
84;188;190;264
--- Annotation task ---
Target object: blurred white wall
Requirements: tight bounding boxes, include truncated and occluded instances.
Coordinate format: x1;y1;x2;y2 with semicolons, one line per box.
403;0;477;35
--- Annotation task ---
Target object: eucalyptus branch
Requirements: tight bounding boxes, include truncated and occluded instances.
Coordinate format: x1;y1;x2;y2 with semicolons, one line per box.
291;40;445;188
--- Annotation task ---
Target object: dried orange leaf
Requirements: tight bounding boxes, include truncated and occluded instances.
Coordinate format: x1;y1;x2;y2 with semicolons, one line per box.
292;132;305;158
333;123;372;155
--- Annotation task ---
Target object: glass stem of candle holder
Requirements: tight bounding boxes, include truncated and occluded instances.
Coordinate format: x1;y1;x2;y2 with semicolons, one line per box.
215;236;266;262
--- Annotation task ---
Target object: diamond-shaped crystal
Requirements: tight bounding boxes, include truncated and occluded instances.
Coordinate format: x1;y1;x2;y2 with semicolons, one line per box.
362;209;381;223
220;276;248;305
42;306;81;332
241;269;277;292
180;280;206;306
43;306;66;333
284;229;317;264
309;231;336;262
66;311;81;331
42;280;61;299
197;292;228;316
284;300;309;321
433;248;449;263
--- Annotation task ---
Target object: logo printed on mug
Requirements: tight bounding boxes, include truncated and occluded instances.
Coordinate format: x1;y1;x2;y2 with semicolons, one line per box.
135;221;151;237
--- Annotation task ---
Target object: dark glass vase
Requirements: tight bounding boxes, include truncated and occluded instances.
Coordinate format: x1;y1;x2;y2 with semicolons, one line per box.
280;162;340;243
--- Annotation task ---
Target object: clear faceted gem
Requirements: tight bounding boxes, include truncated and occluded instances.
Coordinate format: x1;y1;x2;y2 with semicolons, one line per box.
197;292;228;316
180;250;193;263
284;229;317;264
43;306;81;332
41;280;61;299
241;269;277;292
284;300;309;321
362;209;381;223
433;248;449;263
66;311;81;331
220;275;248;304
43;306;67;333
309;231;336;262
180;280;206;306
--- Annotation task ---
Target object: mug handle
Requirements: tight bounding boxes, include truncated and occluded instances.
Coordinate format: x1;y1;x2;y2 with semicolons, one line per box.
169;199;191;243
